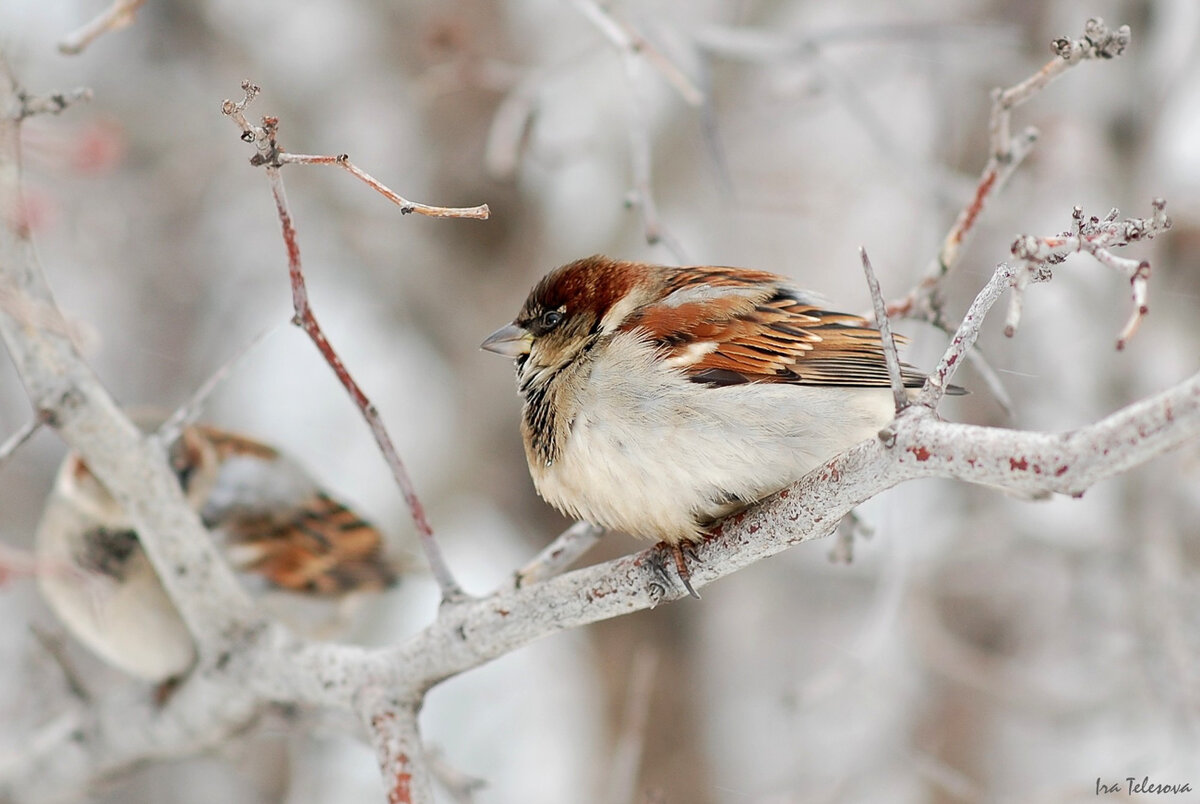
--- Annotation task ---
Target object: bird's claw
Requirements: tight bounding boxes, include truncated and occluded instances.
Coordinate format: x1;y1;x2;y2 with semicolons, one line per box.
647;541;701;600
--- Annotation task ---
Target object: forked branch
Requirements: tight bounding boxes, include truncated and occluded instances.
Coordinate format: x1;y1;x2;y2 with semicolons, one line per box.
221;80;479;605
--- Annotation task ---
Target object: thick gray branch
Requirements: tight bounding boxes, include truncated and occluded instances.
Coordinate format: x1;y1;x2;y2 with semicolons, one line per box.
378;371;1200;690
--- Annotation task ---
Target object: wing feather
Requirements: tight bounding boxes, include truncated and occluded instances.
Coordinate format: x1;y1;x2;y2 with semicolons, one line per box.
621;266;930;388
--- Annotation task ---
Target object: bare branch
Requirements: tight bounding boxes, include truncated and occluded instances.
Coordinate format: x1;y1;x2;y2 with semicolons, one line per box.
1007;200;1169;346
604;646;659;804
0;275;95;349
0;414;44;467
618;51;682;258
829;510;873;564
0;543;40;584
427;748;486;804
917;263;1023;408
12;87;93;119
567;0;703;106
362;697;432;804
278;153;490;219
0;67;262;655
58;0;148;55
156;322;281;447
484;77;540;181
514;521;605;588
883;17;1130;321
693;21;1020;62
962;346;1015;419
221;83;468;604
859;247;907;411
564;0;689;259
364;372;1200;696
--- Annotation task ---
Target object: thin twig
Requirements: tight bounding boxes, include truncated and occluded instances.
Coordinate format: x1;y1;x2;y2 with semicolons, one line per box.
156;322;282;447
882;17;1130;321
484;77;540;181
829;510;874;564
0;543;41;585
14;88;93;120
270;165;462;603
567;0;703;106
58;0;148;56
859;247;907;412
567;0;689;259
605;646;659;804
0;415;43;468
963;346;1014;419
0;278;91;346
362;698;431;804
916;263;1030;409
1007;200;1169;347
427;747;486;804
693;21;1020;62
221;82;468;604
618;51;674;256
278;154;489;219
514;521;605;588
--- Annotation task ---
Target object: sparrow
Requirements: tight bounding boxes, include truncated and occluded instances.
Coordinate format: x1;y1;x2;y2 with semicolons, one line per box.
482;256;958;597
35;422;399;682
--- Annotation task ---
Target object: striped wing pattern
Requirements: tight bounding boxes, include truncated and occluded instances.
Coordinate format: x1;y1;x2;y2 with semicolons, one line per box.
625;266;926;388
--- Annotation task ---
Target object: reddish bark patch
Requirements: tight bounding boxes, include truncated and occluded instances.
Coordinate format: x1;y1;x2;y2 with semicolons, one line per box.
1055;465;1069;476
908;445;932;462
1010;456;1029;471
390;769;413;804
956;168;998;241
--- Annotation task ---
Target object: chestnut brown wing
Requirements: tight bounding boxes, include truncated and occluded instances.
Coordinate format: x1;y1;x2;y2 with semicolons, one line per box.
624;265;928;388
216;491;397;596
192;425;397;596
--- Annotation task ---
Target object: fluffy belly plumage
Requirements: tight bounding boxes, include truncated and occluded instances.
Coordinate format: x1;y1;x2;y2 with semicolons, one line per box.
528;363;897;544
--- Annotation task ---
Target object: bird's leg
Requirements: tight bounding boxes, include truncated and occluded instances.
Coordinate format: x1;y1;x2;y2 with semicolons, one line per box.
649;540;701;600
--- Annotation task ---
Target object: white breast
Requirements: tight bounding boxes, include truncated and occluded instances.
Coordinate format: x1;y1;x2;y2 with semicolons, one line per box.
529;332;895;543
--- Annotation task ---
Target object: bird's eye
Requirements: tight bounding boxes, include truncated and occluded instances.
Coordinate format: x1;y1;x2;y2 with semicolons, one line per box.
540;310;564;329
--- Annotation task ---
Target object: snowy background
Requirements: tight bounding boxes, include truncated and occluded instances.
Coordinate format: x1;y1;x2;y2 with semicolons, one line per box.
1;0;1198;802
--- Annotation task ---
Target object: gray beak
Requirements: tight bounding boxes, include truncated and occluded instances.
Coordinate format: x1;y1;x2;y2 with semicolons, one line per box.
481;323;533;358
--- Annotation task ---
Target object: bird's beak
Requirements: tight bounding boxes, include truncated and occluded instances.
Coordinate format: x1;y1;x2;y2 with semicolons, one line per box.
481;323;533;357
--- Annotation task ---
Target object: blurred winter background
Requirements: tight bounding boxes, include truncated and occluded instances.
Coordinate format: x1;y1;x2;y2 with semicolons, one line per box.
1;0;1198;802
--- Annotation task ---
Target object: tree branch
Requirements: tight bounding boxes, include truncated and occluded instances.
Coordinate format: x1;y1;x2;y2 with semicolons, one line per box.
859;247;908;411
57;0;147;55
514;521;605;587
277;153;490;219
220;81;473;605
882;17;1130;321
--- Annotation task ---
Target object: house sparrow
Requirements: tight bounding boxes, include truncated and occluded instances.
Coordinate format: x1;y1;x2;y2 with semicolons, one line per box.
482;256;957;597
35;422;398;682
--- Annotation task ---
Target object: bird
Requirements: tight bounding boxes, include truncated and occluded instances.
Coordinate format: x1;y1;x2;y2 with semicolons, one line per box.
481;255;959;597
35;422;399;683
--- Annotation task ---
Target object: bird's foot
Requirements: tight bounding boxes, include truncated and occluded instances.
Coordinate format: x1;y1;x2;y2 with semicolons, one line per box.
649;540;701;600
